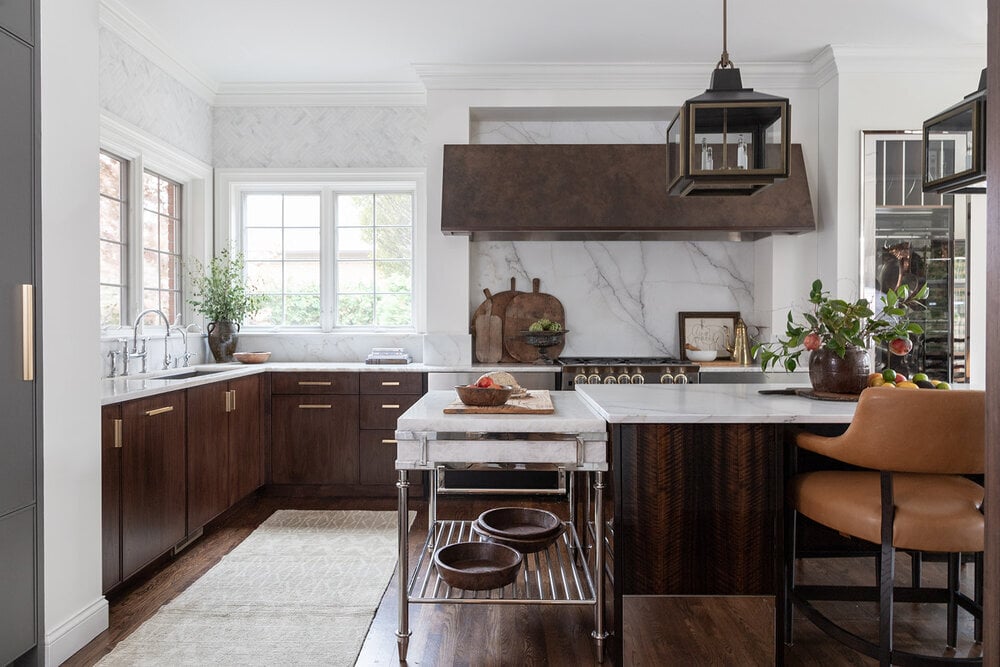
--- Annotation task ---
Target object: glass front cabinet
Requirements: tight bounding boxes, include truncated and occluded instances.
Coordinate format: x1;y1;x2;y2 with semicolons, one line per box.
861;131;970;383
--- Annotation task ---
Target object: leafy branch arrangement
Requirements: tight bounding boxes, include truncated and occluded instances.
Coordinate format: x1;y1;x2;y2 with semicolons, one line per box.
752;279;928;372
187;248;263;325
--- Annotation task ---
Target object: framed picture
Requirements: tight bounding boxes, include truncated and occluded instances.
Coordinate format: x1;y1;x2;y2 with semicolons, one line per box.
678;311;740;360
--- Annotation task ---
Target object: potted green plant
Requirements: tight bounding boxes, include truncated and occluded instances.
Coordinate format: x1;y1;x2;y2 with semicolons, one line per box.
187;248;263;362
753;279;928;394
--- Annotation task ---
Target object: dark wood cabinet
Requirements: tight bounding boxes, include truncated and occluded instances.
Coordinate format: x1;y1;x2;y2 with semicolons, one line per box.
228;374;263;504
359;394;421;430
187;374;264;532
359;372;423;394
101;404;123;593
120;391;187;580
271;394;359;484
271;372;358;395
359;430;404;486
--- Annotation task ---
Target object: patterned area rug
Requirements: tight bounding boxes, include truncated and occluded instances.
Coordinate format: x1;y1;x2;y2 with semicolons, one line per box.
98;509;412;666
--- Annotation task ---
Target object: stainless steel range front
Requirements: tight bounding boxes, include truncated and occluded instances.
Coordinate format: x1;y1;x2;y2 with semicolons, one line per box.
559;357;700;390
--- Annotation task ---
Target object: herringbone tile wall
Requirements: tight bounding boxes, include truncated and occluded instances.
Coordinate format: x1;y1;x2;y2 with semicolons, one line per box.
213;106;428;168
99;29;213;164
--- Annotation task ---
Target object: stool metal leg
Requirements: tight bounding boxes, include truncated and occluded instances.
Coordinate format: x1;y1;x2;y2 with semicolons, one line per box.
974;551;984;643
784;508;796;645
911;551;922;588
947;552;960;649
878;472;895;667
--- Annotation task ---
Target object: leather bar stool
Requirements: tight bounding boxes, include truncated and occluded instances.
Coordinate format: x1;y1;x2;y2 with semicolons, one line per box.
785;387;985;666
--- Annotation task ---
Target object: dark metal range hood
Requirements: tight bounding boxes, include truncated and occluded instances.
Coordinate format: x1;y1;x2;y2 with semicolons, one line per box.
441;143;815;241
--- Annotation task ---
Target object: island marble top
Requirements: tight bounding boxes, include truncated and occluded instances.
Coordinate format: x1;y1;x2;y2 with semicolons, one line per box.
574;383;859;424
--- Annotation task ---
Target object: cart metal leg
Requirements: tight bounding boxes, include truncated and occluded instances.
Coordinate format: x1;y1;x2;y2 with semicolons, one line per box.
428;466;439;553
396;469;411;661
591;470;608;662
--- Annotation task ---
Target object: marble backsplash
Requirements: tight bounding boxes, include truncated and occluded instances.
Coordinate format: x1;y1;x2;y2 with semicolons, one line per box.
470;241;754;359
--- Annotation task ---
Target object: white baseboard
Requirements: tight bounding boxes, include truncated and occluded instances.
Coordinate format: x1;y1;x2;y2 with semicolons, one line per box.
44;597;109;667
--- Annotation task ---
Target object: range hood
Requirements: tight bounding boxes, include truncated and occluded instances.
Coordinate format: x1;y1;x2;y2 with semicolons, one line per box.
441;143;815;240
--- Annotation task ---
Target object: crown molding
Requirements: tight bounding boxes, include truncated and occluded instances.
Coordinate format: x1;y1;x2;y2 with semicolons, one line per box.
828;44;986;74
213;82;427;107
99;0;218;104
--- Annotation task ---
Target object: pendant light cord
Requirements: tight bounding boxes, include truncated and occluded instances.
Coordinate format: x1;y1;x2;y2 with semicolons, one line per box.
717;0;734;69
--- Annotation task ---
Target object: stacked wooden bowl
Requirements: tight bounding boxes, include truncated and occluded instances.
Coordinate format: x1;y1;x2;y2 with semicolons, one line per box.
472;507;565;553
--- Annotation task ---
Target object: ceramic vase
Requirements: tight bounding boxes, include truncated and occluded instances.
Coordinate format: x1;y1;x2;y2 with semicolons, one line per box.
808;346;870;395
207;320;239;363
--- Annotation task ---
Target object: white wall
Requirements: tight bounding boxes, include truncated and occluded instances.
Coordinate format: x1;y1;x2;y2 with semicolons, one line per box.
41;0;106;664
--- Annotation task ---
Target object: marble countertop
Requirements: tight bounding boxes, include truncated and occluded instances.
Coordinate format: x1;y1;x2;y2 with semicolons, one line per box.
574;383;858;424
100;361;559;405
395;390;606;435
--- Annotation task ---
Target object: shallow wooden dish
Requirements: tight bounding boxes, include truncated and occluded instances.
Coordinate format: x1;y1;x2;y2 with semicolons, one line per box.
475;507;563;540
233;351;271;364
433;541;522;591
454;384;513;407
473;521;565;554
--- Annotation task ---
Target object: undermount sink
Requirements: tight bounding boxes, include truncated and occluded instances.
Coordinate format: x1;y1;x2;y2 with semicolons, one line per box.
158;368;232;381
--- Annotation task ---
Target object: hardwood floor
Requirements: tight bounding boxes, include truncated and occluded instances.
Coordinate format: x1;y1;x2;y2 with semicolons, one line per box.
65;493;981;666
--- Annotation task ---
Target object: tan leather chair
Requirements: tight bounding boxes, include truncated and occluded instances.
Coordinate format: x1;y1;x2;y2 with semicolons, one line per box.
786;387;985;666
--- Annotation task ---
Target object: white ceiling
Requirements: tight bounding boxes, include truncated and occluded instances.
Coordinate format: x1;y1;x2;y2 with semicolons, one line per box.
115;0;986;85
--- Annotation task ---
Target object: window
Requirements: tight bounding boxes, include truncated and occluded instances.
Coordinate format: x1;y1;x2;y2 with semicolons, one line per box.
235;179;417;330
142;171;183;325
99;151;127;327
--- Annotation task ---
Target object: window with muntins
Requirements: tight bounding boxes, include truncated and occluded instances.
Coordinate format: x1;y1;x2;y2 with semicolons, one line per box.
240;186;414;330
141;170;183;326
99;151;128;327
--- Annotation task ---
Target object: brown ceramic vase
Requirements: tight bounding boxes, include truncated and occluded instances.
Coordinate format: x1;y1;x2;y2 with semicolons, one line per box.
808;346;870;395
207;320;239;363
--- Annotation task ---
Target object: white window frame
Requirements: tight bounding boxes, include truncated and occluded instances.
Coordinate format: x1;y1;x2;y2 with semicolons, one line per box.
100;113;213;336
216;168;427;333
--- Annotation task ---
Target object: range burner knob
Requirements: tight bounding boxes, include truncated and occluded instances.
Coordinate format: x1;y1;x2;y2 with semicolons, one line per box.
631;373;645;384
617;373;632;384
603;375;618;384
587;373;602;384
573;374;588;387
659;373;674;384
673;374;690;384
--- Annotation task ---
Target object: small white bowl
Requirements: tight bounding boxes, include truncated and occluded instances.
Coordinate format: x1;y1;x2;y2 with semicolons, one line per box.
686;350;718;362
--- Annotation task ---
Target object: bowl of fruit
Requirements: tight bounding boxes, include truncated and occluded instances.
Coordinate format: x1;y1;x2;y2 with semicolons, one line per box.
867;369;951;390
520;319;568;365
455;376;514;407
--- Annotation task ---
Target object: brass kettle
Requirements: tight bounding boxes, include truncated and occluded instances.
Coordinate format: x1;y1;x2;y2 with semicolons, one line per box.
724;317;753;366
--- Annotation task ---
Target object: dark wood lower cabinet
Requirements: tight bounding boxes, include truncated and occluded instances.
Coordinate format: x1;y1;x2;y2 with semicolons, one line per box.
228;374;263;504
270;395;359;485
186;383;230;532
101;404;122;592
359;430;402;485
120;392;187;580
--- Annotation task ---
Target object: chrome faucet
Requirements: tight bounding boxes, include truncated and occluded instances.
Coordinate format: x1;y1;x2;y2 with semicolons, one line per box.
131;308;172;372
169;324;193;368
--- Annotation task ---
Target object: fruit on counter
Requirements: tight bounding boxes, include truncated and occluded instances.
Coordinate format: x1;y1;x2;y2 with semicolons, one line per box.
888;337;914;356
803;332;821;351
881;369;897;383
912;372;929;383
936;382;951;390
867;369;952;389
915;380;935;389
868;374;888;387
893;373;907;384
528;318;563;332
896;381;919;389
479;371;518;388
475;376;495;388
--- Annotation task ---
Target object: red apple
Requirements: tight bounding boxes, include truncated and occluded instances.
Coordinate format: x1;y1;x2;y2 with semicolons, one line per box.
888;337;913;356
894;373;908;384
476;377;495;388
803;332;821;351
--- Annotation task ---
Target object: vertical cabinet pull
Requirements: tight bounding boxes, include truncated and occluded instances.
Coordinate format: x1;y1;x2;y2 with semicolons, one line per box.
225;390;233;413
113;419;123;448
145;406;174;417
230;389;236;412
20;284;33;382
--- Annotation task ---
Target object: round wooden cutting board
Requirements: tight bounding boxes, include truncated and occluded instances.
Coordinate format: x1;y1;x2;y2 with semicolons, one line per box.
503;278;566;363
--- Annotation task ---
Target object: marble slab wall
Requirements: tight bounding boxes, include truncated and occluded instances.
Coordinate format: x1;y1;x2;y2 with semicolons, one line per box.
468;120;756;358
99;28;213;164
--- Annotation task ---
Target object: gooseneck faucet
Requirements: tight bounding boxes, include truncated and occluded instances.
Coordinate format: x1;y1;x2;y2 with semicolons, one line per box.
131;308;172;372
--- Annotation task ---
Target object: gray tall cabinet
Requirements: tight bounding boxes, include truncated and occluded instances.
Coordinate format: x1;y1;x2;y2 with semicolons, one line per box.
0;0;42;664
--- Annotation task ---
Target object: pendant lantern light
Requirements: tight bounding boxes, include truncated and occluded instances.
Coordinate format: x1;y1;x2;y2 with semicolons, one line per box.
666;0;790;196
922;68;986;195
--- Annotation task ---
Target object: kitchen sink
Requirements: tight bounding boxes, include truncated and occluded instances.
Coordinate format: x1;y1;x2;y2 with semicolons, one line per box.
158;368;233;380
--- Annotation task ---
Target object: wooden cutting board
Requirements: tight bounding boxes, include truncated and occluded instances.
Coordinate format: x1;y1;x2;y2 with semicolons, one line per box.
471;279;522;363
443;390;554;414
503;278;566;363
473;296;503;363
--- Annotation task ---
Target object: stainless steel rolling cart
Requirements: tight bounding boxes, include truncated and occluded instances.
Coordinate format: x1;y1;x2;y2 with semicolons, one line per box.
393;391;609;662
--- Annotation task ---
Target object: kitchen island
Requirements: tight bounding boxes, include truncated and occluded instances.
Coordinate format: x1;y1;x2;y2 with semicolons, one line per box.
574;383;858;666
393;390;610;661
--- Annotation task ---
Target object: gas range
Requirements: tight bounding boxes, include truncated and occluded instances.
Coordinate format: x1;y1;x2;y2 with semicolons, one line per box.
558;356;700;389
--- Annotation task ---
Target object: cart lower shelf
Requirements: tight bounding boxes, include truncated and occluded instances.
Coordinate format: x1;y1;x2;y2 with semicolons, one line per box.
407;520;597;604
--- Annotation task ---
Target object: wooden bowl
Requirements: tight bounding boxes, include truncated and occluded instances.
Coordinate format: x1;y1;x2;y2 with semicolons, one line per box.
454;384;513;407
475;507;563;540
233;351;271;364
473;520;564;554
433;541;522;591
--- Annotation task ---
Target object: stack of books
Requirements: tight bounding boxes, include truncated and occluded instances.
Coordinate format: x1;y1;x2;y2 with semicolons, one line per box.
365;347;412;365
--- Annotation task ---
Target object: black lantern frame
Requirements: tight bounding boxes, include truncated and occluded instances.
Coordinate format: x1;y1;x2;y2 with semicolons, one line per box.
921;68;987;195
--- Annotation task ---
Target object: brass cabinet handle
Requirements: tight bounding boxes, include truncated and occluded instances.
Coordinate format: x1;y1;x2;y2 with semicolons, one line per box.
299;404;332;409
145;406;174;417
229;389;236;412
381;439;398;444
113;419;123;448
381;404;400;409
298;381;332;386
380;381;400;386
20;284;33;382
224;390;233;413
